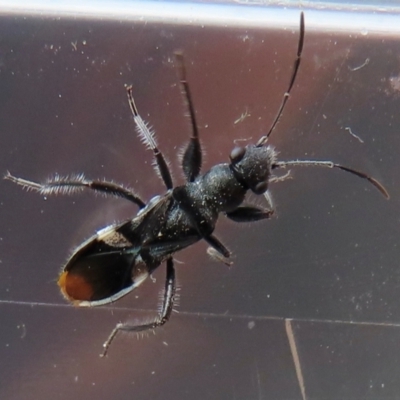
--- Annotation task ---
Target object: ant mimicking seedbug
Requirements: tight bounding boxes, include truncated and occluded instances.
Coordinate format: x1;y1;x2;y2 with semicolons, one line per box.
5;13;389;356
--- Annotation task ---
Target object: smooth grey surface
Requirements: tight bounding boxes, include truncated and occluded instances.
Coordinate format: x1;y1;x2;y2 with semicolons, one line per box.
0;3;399;400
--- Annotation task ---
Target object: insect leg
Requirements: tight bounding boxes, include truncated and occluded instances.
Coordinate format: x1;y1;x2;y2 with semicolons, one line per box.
226;205;274;223
101;257;176;357
207;246;232;266
126;86;173;190
174;52;202;182
257;12;304;147
4;171;146;207
204;234;231;259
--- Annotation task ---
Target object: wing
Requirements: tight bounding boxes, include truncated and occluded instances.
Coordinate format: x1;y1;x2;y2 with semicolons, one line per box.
58;193;174;307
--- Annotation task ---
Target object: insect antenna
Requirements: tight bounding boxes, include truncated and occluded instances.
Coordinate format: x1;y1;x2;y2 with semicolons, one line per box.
257;12;305;147
273;159;389;199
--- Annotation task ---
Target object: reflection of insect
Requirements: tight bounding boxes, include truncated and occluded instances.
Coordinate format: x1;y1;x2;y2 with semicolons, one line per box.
5;13;389;356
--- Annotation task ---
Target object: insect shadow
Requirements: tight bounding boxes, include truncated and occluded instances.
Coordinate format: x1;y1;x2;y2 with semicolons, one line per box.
5;13;389;356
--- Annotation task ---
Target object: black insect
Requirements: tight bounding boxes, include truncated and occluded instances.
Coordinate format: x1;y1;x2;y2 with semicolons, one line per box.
5;13;389;356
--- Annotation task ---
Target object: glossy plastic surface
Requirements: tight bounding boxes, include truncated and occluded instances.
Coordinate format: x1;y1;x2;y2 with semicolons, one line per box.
1;2;399;399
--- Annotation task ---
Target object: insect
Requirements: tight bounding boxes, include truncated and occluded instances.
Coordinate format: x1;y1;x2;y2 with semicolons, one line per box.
5;13;389;356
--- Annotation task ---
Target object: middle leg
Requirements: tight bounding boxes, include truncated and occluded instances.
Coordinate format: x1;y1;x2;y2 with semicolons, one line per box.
175;52;202;182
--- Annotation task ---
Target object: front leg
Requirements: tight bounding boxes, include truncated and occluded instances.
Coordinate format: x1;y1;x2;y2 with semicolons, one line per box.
207;246;232;266
226;205;274;223
205;234;231;259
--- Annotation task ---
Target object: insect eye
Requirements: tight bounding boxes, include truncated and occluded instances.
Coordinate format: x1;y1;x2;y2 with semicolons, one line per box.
253;181;268;195
229;147;246;164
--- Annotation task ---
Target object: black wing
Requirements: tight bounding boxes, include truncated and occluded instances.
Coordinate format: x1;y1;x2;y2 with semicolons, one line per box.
58;193;174;307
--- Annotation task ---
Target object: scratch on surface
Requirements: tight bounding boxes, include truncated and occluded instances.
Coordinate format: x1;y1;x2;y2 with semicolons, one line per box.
255;360;263;400
285;319;306;400
234;107;251;124
3;299;400;329
344;126;364;143
348;58;370;72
